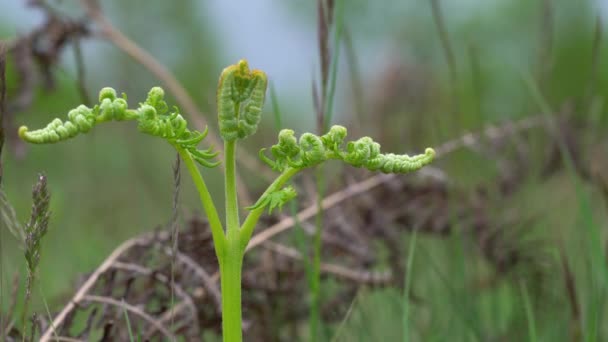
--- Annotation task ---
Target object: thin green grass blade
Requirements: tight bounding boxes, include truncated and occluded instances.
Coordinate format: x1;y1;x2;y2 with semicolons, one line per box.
331;289;361;342
122;299;136;342
269;81;283;130
520;281;538;342
323;0;344;130
38;284;59;341
402;231;418;342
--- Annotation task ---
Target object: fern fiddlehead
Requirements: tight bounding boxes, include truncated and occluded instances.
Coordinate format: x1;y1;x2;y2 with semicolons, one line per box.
18;87;218;168
217;59;268;141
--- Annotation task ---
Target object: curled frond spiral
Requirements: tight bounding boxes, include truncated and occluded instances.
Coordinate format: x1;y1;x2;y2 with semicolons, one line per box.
217;59;268;141
136;88;219;167
259;125;435;174
18;87;134;144
259;129;300;171
18;87;219;168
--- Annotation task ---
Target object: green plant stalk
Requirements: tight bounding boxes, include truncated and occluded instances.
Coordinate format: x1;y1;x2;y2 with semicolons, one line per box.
225;140;240;238
219;245;244;342
403;231;418;342
221;166;299;342
175;146;226;259
520;281;538;342
222;138;243;341
310;166;324;340
240;168;299;251
21;274;34;342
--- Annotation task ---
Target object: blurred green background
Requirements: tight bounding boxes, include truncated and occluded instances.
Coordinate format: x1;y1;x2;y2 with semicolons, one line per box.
1;0;608;340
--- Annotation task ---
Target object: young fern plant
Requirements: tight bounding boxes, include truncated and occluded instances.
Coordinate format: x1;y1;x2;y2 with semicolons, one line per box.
18;59;435;342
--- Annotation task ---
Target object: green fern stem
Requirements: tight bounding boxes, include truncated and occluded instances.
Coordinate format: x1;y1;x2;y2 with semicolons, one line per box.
225;140;240;238
219;244;244;342
240;167;299;252
221;140;245;342
216;166;299;342
175;146;226;259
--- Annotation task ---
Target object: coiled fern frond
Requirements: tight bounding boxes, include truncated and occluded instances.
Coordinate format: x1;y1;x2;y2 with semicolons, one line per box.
260;125;435;173
18;87;219;168
217;59;268;141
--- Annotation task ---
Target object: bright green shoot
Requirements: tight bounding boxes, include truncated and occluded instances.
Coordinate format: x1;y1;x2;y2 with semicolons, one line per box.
18;59;435;342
